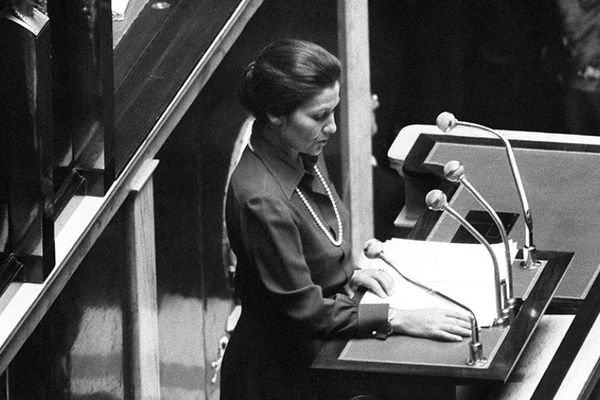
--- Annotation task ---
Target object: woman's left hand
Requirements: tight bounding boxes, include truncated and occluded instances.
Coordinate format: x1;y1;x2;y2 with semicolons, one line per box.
349;268;395;298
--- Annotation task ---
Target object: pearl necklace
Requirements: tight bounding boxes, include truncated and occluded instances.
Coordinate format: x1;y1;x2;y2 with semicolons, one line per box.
295;165;343;246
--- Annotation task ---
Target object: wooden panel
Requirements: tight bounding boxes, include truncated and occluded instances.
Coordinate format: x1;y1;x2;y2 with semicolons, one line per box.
4;212;128;399
113;0;249;175
337;0;374;252
531;271;600;399
48;0;115;198
0;9;55;284
125;160;161;399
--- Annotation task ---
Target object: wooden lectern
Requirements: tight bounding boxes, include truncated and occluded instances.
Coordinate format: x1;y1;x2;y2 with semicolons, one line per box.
389;125;600;307
312;251;571;400
311;124;600;399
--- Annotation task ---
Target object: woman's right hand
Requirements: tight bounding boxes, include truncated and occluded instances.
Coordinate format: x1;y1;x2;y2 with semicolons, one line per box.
390;308;472;342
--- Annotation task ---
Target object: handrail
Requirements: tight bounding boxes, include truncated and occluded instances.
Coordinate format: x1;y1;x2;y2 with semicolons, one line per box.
0;0;262;373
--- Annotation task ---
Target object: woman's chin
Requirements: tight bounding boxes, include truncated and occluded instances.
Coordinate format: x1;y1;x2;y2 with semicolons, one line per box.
309;142;328;155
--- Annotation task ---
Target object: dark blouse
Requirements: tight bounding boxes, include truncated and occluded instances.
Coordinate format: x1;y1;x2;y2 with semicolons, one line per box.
221;130;389;400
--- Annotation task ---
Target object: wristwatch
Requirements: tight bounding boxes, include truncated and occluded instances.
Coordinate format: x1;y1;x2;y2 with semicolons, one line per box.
387;307;396;335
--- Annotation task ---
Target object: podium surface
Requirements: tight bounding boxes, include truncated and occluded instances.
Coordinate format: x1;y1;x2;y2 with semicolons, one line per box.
390;125;600;303
313;251;571;382
312;124;600;399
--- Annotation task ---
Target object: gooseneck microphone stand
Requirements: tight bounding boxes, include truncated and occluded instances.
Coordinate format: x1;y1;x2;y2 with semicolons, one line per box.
436;112;540;270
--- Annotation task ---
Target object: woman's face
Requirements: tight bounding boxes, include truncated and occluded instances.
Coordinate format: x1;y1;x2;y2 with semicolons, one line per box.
276;81;340;157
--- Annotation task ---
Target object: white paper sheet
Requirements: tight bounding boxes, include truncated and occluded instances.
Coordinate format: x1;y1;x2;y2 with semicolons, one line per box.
361;238;518;327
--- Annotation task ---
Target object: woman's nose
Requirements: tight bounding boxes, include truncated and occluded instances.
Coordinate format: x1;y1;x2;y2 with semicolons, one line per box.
324;114;337;135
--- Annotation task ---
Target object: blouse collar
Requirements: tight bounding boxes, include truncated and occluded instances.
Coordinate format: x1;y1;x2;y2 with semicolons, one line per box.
249;130;306;200
249;128;329;200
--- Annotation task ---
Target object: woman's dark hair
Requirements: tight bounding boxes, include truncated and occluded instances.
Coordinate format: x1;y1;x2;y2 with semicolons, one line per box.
238;39;341;121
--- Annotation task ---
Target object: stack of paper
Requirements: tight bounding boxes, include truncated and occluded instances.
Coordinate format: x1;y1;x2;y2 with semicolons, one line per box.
360;238;517;327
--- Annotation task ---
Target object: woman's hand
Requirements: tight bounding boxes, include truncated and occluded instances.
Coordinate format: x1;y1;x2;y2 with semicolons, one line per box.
391;308;472;342
349;268;395;298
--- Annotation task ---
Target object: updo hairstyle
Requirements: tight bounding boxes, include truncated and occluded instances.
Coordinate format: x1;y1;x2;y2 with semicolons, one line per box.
238;39;341;121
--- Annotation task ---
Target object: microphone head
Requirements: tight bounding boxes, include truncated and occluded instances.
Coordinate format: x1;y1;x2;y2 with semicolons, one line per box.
425;190;447;211
436;112;458;132
443;160;465;182
363;238;384;259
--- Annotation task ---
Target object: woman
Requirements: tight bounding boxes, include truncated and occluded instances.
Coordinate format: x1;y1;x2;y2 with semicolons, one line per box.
221;39;470;400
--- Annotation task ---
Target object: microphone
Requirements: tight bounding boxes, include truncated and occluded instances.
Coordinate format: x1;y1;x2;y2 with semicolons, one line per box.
444;160;516;323
363;238;486;366
436;112;540;269
425;190;507;327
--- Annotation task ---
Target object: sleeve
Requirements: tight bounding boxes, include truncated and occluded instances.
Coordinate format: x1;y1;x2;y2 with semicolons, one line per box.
238;194;390;340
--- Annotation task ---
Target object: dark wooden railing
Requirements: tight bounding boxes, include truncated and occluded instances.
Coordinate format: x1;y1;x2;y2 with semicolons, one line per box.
0;0;262;374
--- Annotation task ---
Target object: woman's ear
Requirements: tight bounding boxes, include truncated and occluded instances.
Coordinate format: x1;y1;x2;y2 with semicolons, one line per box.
267;113;283;125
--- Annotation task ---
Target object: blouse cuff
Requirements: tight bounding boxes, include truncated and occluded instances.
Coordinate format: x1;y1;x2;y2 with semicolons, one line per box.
357;302;390;340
